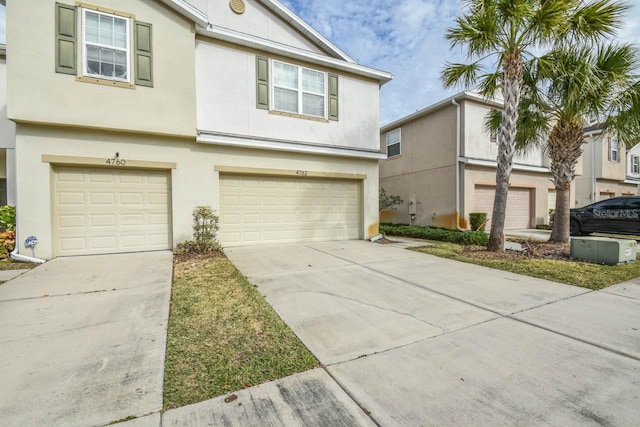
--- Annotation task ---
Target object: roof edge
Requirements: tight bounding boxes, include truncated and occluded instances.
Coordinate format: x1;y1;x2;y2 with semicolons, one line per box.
198;25;393;84
381;91;503;131
157;0;208;26
258;0;356;64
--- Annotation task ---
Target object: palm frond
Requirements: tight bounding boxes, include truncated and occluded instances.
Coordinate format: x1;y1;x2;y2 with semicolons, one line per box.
441;62;483;89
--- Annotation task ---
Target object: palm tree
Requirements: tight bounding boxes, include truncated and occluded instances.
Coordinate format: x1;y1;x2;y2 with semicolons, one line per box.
442;0;628;251
492;44;640;243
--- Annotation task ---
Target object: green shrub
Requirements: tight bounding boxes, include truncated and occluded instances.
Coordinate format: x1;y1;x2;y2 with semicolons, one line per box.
469;212;488;232
380;223;489;246
0;205;16;232
176;206;222;255
379;188;404;211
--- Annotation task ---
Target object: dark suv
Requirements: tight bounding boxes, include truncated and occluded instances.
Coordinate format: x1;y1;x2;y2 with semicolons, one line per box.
570;196;640;236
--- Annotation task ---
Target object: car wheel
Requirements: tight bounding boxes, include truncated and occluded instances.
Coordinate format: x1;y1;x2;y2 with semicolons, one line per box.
570;219;581;236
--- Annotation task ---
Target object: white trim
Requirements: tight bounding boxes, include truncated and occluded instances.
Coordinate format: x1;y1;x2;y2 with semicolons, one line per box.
257;0;355;63
156;0;208;26
197;132;386;160
81;8;131;83
197;25;393;84
461;157;550;173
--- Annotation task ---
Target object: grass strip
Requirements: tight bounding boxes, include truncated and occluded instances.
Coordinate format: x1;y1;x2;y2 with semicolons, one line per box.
163;254;318;409
412;242;640;290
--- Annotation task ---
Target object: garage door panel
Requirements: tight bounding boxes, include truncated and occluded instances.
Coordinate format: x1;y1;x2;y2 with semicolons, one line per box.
474;185;532;230
220;174;361;246
54;167;172;256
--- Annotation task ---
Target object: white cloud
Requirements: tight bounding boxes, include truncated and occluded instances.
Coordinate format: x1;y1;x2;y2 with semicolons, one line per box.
282;0;640;125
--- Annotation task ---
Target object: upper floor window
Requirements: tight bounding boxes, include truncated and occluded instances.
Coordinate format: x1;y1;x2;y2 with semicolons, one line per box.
272;60;326;118
609;137;619;162
54;3;153;88
632;155;639;174
255;57;339;121
83;10;130;82
386;128;401;157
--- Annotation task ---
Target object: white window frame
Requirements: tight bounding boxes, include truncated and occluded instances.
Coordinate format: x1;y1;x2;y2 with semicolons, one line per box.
81;8;131;83
632;155;639;174
271;60;327;119
386;128;401;158
610;137;619;162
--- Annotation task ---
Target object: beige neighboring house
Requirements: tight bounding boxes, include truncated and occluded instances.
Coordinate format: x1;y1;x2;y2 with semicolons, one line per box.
0;42;16;206
575;125;639;206
6;0;391;259
379;91;577;231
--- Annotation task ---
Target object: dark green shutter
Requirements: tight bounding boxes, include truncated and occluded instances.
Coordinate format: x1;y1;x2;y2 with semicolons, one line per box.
134;21;153;87
55;3;77;75
608;138;612;161
328;73;339;121
256;56;269;110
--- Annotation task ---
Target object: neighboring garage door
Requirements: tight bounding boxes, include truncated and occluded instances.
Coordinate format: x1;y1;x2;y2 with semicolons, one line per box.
53;167;172;256
220;174;361;246
474;185;532;230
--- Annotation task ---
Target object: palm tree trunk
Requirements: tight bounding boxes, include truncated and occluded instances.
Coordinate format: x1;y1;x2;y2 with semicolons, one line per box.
488;55;523;251
548;122;584;243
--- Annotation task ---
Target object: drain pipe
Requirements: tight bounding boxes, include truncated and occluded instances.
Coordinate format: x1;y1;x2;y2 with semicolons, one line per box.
451;98;465;231
10;230;46;264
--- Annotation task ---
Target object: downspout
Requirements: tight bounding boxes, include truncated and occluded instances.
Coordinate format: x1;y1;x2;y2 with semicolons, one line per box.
451;98;465;231
584;130;598;204
10;222;46;264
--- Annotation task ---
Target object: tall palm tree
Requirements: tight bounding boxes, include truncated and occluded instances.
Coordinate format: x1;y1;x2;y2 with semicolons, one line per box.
442;0;628;251
493;44;640;243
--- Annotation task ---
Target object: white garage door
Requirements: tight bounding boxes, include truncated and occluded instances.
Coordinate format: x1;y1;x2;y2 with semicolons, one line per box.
53;167;172;256
220;174;361;246
473;185;532;230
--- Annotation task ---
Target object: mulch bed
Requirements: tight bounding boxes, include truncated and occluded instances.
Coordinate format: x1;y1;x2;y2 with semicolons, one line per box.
462;241;571;261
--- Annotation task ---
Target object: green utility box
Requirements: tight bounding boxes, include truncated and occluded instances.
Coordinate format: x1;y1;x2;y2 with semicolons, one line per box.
570;236;637;265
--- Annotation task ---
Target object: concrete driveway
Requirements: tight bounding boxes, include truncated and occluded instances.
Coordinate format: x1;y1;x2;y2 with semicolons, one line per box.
226;240;640;426
0;251;173;427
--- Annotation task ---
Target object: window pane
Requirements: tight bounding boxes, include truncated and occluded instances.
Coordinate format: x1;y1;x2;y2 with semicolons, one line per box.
274;88;298;113
87;60;100;75
115;65;127;79
100;47;114;63
303;93;324;117
302;69;324;94
388;143;400;157
86;12;99;29
273;62;298;89
387;129;401;146
101;62;114;78
87;45;100;61
114;50;126;66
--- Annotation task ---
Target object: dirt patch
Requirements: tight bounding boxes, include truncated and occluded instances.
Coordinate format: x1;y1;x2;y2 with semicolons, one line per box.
463;241;571;261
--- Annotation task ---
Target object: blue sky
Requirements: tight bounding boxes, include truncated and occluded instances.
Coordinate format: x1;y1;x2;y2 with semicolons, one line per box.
1;2;639;124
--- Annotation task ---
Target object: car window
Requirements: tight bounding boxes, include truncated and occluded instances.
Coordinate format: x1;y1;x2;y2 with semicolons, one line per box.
625;198;640;209
593;199;627;210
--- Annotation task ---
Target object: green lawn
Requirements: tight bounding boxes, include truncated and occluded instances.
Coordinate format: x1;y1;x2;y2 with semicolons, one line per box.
163;254;318;410
412;242;640;290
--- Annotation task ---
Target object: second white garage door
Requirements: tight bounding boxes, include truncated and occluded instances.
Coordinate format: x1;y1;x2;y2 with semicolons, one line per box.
53;167;172;256
473;185;532;230
220;174;362;246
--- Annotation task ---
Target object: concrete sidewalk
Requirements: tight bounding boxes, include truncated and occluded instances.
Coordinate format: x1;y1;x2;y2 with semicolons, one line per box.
0;252;173;427
222;240;640;426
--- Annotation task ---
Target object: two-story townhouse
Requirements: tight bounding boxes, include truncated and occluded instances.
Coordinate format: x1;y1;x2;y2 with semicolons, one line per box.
6;0;391;260
575;124;639;206
380;91;577;231
0;40;16;206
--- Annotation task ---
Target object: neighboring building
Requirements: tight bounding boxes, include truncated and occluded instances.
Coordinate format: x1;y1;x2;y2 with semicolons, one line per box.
6;0;391;259
0;42;16;206
379;91;577;231
575;125;639;207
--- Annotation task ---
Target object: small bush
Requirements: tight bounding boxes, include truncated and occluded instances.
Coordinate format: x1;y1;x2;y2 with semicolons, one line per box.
469;212;488;232
380;223;489;246
0;205;16;232
379;188;404;211
176;206;222;255
0;230;16;259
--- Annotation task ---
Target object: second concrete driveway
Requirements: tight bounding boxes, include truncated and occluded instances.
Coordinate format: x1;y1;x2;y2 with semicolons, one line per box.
227;240;640;426
0;251;173;427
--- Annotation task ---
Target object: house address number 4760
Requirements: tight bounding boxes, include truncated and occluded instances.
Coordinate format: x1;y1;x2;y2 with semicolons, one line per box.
106;157;127;166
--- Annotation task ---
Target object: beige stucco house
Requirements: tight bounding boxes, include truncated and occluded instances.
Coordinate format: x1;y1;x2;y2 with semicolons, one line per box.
575;125;639;206
6;0;391;259
380;91;577;231
0;42;16;206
